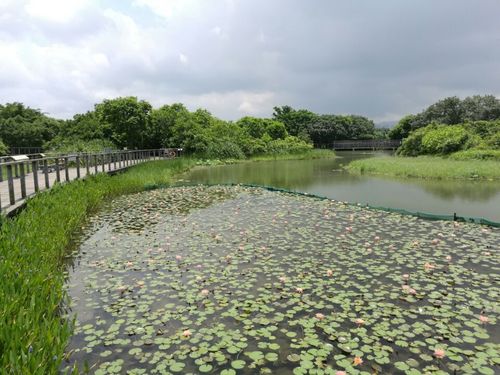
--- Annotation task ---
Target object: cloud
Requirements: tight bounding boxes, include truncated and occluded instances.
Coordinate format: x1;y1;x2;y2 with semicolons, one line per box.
0;0;499;121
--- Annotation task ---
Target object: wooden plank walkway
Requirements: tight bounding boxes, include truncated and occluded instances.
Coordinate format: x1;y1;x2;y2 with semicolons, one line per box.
0;149;176;216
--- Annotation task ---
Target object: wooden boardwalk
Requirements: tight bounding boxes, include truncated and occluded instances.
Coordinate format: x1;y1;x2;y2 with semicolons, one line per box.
331;139;401;150
0;149;176;216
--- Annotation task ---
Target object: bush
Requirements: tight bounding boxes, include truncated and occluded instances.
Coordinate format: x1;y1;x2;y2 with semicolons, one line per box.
0;138;8;155
204;140;245;159
265;136;313;155
397;127;427;156
420;125;470;154
450;149;500;161
45;137;117;153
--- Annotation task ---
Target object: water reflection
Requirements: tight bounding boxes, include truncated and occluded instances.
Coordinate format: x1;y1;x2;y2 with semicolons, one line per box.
182;152;500;221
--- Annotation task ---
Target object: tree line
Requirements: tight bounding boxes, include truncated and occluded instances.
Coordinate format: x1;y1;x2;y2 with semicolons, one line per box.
0;98;382;156
388;95;500;158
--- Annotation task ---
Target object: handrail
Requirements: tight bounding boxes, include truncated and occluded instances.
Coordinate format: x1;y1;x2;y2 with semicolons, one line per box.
0;148;181;214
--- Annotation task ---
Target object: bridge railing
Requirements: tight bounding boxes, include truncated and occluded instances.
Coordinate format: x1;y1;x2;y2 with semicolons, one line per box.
0;148;180;214
331;139;401;150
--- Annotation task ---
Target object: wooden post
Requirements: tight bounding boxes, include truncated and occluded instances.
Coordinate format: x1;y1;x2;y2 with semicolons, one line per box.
76;155;80;179
64;157;69;182
55;158;61;182
108;153;112;171
19;163;26;198
7;164;15;205
86;154;90;176
94;155;98;174
113;153;117;170
43;159;49;188
32;160;39;192
101;154;105;173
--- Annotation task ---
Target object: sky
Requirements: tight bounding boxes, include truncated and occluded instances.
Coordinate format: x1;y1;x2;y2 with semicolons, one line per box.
1;0;499;124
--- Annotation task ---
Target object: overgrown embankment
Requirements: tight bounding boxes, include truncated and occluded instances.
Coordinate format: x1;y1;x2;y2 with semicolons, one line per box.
347;156;500;180
0;158;196;374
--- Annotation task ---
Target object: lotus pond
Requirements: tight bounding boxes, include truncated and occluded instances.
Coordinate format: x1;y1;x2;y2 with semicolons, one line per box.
62;185;499;375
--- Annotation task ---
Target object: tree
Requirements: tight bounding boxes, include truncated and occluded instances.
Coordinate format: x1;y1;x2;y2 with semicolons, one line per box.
147;103;189;148
0;103;60;148
272;106;318;136
95;97;152;149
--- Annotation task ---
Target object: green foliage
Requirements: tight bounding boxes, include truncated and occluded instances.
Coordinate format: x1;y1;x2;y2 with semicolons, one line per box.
420;125;471;154
308;114;376;147
0;102;60;147
44;138;116;153
272;106;318;136
0;138;8;155
348;155;500;179
0;159;196;374
398;120;500;156
205;140;245;159
95;97;152;149
390;95;500;139
449;149;500;161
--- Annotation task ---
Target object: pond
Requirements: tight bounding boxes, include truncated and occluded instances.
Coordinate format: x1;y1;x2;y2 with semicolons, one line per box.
180;152;500;222
62;185;499;374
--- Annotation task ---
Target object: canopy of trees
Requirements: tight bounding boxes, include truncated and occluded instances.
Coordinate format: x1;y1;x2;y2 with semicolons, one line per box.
0;98;382;156
389;95;500;140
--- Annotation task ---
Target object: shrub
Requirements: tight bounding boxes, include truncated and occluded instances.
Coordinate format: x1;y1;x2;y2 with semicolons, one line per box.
204;140;245;159
420;125;470;154
450;149;500;161
0;138;8;155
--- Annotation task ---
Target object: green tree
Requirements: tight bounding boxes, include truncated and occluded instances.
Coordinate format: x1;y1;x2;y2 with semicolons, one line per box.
272;106;318;136
95;97;152;149
0;103;60;148
0;138;8;155
147;103;189;148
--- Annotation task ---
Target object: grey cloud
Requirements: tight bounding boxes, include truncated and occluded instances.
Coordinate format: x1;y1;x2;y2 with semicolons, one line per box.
0;0;499;121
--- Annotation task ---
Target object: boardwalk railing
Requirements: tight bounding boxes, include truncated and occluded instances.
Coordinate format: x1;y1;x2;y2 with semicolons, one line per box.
331;139;401;150
0;148;180;214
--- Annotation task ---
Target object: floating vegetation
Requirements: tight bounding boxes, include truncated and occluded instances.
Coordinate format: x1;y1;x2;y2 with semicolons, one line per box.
63;185;499;374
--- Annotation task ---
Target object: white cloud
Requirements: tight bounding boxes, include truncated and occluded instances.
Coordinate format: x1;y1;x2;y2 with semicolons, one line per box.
24;0;89;22
179;53;188;64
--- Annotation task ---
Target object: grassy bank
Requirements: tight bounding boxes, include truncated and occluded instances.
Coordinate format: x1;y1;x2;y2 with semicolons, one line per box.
194;148;335;166
0;158;196;374
347;155;500;180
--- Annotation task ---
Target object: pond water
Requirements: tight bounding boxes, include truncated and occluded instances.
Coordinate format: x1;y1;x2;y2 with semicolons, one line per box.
180;152;500;222
62;186;499;374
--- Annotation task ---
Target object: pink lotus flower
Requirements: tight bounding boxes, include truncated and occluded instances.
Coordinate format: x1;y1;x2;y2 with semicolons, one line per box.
402;274;410;280
196;264;202;269
446;255;452;262
424;262;435;270
279;276;287;283
201;289;209;297
336;371;347;375
326;269;333;277
175;255;182;261
354;318;365;326
182;329;191;338
434;348;445;359
402;284;410;290
374;236;380;242
295;287;304;294
431;239;439;245
479;315;489;324
315;313;325;320
345;226;353;232
353;356;363;366
408;288;417;295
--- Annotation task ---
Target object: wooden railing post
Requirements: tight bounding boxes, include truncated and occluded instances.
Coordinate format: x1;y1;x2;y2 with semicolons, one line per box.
64;157;69;181
7;164;15;205
32;160;39;192
43;159;49;188
94;155;98;174
55;158;61;182
76;155;80;179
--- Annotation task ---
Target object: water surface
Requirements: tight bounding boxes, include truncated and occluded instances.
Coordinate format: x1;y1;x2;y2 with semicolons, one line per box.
181;152;500;222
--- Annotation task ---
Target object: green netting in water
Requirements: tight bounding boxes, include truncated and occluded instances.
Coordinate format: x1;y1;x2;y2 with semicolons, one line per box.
144;182;500;228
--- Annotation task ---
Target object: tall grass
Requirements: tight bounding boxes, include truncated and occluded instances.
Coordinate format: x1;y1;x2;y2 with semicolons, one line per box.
347;156;500;180
0;158;196;374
